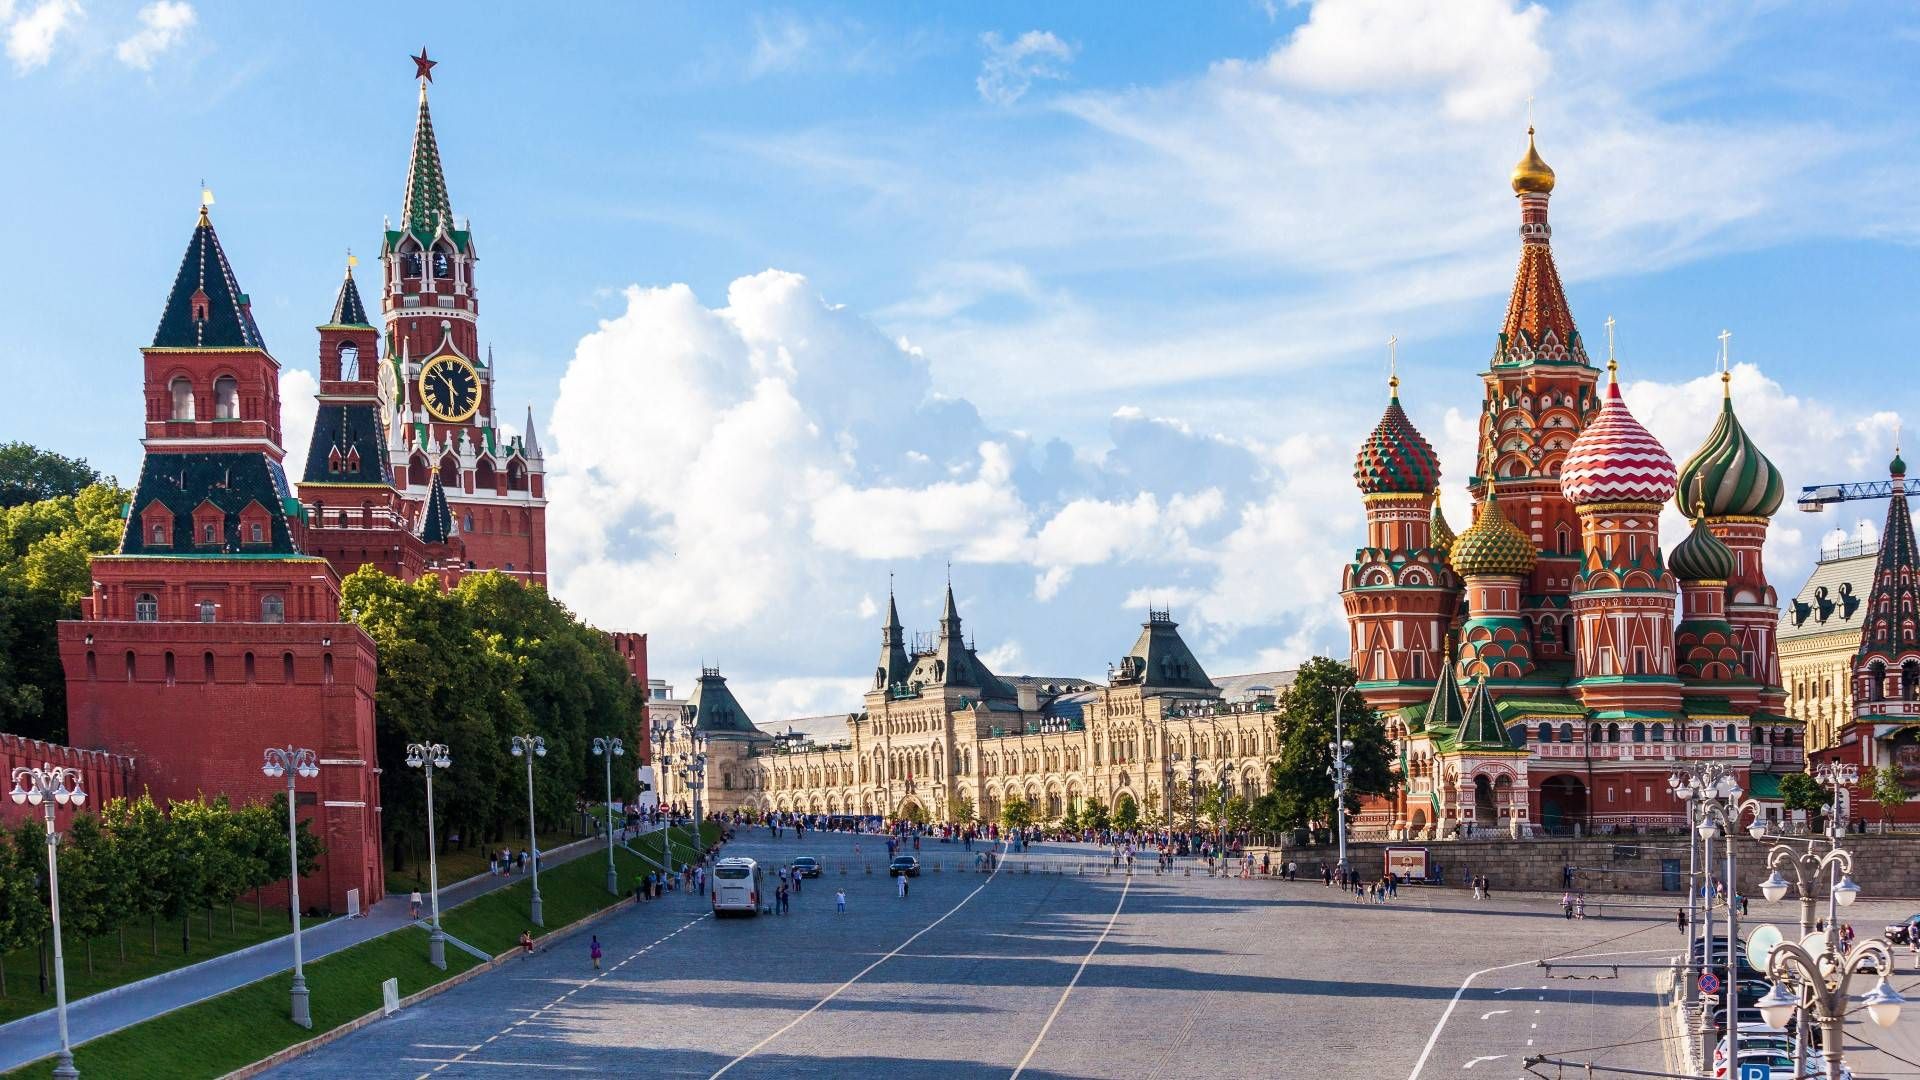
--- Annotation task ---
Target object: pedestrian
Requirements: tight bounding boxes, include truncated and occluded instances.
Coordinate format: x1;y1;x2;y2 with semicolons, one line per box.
898;873;908;899
836;888;847;913
1563;891;1574;919
1574;893;1586;919
1739;892;1748;916
410;890;422;919
590;935;602;970
519;930;534;955
489;852;498;876
1677;908;1687;934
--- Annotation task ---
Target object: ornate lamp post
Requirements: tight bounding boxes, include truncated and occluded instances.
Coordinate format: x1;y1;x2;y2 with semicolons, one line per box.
1330;685;1357;875
591;737;625;895
260;746;319;1029
403;742;451;969
10;764;86;1079
1755;833;1857;1078
509;734;547;926
651;717;676;875
1666;769;1704;1002
1756;937;1905;1080
1670;762;1746;1054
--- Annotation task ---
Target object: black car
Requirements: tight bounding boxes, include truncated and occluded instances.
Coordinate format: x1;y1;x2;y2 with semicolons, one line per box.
791;856;822;878
889;855;920;877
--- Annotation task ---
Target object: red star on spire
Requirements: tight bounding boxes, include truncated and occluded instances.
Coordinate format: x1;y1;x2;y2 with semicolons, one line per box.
412;48;436;82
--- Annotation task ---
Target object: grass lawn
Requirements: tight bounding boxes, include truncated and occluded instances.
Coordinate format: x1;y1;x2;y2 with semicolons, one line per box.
0;902;296;1027
5;822;718;1080
383;828;580;896
3;925;482;1080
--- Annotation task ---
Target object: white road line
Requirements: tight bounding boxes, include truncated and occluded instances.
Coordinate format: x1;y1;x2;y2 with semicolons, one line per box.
1008;873;1133;1079
707;844;1010;1080
1479;1010;1510;1020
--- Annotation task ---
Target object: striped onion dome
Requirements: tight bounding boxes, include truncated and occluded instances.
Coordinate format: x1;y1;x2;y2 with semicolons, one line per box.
1668;512;1736;582
1560;374;1677;507
1429;500;1456;555
1674;378;1783;519
1354;386;1441;496
1451;481;1538;577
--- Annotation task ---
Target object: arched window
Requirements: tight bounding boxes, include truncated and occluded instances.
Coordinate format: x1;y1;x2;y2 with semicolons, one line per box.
135;593;159;621
164;651;176;686
124;650;136;681
243;651;256;681
1632;722;1646;742
1701;725;1715;742
322;653;334;684
169;377;195;420
462;512;474;534
1589;723;1602;743
432;247;452;279
282;652;295;683
337;341;360;381
261;595;284;623
409;454;430;488
85;651;96;680
203;651;215;681
1606;722;1621;743
1652;722;1665;742
1559;722;1574;742
213;375;239;420
439;456;459;488
151;523;167;545
401;249;423;278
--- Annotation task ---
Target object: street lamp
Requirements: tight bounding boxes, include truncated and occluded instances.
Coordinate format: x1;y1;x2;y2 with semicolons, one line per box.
260;746;319;1029
403;742;451;969
1670;762;1746;1055
591;737;625;895
509;734;547;926
650;717;676;875
1331;685;1357;876
1761;937;1905;1080
10;763;86;1080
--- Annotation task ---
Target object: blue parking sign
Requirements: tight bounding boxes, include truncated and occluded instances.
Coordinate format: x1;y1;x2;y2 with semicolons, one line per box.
1737;1064;1770;1080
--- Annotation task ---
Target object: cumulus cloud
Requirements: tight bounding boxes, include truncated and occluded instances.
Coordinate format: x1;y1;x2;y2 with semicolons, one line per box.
279;368;317;473
6;0;78;72
115;0;193;70
977;29;1074;106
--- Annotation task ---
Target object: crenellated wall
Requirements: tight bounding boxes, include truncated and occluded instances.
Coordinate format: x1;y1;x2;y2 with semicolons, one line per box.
0;733;138;829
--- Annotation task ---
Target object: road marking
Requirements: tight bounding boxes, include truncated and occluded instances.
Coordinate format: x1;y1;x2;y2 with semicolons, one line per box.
1009;873;1133;1079
1479;1010;1510;1021
403;1058;592;1071
707;842;1011;1079
1462;1055;1507;1069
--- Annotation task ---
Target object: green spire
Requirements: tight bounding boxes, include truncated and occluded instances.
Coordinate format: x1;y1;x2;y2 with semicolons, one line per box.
402;81;454;239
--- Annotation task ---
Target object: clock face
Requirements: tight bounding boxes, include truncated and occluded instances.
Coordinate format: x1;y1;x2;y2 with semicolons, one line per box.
419;354;480;423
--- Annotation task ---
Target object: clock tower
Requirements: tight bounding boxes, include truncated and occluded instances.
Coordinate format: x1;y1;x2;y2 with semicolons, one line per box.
379;51;547;584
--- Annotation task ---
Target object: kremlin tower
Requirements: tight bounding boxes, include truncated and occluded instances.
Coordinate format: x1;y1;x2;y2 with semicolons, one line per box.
1341;126;1797;838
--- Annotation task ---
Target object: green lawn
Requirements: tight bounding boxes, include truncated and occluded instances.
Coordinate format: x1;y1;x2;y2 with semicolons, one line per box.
5;822;718;1080
0;902;295;1026
383;829;579;896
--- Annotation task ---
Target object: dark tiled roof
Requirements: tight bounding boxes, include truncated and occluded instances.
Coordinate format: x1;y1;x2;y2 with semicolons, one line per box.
686;669;768;738
1114;612;1217;693
417;475;453;543
401;88;455;242
302;402;391;486
122;452;301;556
152;210;267;350
329;270;371;327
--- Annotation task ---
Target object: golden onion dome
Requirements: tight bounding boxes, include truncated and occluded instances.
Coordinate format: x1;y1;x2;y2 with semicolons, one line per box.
1511;126;1555;195
1450;481;1538;578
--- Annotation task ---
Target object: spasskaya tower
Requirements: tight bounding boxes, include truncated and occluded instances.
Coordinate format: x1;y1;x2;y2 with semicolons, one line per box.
378;50;546;583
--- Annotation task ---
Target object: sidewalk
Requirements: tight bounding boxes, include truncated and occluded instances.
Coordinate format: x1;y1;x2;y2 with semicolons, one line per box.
0;825;657;1074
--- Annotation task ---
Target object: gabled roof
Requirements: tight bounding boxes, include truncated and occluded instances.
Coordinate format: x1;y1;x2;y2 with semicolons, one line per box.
152;208;267;350
328;267;371;328
1114;611;1217;695
685;668;768;739
303;402;391;486
121;452;301;556
417;474;453;543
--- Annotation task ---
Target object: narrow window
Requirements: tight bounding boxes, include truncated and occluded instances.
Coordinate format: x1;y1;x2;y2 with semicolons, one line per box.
244;652;256;682
250;522;264;543
283;652;295;683
214;375;239;420
85;650;97;680
203;652;215;681
169;376;195;420
164;651;176;685
322;653;334;684
151;523;167;545
202;522;217;544
124;650;136;681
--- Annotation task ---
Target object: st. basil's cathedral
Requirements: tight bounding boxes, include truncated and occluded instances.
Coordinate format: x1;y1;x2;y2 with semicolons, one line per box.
1342;127;1804;838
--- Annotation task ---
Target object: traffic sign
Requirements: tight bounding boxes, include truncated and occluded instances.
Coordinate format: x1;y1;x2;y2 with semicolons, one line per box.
1737;1063;1770;1080
1698;971;1721;995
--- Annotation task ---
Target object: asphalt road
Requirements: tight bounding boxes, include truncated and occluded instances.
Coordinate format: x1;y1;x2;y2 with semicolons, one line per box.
261;832;1674;1079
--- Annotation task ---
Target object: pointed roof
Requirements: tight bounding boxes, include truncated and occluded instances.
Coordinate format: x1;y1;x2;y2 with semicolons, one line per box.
1857;453;1920;664
1493;127;1585;368
875;586;912;690
522;406;542;459
684;668;767;738
152;207;267;350
1429;501;1456;556
328;266;371;328
906;582;1018;702
418;474;453;543
121;452;303;556
940;580;961;631
1455;677;1521;752
401;81;455;240
302;402;392;487
1115;611;1217;694
1424;658;1468;733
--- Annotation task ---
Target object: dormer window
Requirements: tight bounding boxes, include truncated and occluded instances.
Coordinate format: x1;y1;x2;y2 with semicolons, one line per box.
190;288;210;322
201;522;217;544
214;376;239;420
151;524;166;545
249;522;264;543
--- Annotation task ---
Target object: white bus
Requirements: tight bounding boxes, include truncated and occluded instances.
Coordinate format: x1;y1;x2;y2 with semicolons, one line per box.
711;857;760;917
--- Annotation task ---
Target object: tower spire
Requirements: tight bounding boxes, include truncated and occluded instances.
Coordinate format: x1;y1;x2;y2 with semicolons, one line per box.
402;51;453;239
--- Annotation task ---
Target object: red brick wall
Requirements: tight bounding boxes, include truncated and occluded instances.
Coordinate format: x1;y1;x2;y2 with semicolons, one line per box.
0;734;138;831
610;631;650;767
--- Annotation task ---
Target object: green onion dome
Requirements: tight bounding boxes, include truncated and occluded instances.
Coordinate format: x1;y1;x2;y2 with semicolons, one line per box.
1450;481;1538;578
1894;450;1907;478
1354;384;1442;496
1674;377;1783;519
1668;512;1736;582
1429;500;1456;554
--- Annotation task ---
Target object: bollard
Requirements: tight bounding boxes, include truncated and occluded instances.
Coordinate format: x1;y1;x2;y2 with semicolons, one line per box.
1023;864;1030;874
1185;866;1190;877
865;864;872;874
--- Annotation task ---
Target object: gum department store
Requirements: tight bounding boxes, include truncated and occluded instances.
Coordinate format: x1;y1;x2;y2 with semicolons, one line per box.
659;127;1823;838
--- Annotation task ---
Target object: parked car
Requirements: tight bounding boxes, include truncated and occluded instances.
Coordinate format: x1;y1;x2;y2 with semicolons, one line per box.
889;855;921;877
791;856;822;878
1884;915;1920;945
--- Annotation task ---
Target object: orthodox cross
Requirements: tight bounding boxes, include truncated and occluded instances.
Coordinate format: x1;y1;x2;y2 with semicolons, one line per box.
1717;329;1731;373
1604;315;1617;375
1387;334;1399;392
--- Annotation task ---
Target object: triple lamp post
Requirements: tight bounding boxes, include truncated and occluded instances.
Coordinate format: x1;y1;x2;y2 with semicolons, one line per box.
10;764;86;1080
260;746;319;1030
403;742;451;969
591;736;624;895
509;734;547;926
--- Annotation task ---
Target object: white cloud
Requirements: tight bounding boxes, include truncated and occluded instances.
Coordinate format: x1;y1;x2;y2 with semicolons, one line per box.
279;368;317;474
115;0;193;70
7;0;79;73
976;29;1074;106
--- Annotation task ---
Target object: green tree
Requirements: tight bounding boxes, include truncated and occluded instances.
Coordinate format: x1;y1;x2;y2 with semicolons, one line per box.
0;442;103;508
99;794;172;955
999;796;1033;832
55;813;121;975
0;482;125;740
0;826;49;997
1112;793;1140;832
1223;795;1253;835
1779;771;1828;832
945;794;975;823
898;801;929;826
1081;797;1110;833
1871;765;1907;831
1058;802;1081;833
1258;657;1400;832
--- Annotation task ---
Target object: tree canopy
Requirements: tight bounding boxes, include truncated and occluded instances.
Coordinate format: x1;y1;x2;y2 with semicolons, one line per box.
0;442;105;509
1254;657;1400;833
0;478;126;740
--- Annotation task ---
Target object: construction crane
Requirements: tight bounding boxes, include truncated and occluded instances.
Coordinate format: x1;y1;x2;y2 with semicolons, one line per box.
1798;480;1895;512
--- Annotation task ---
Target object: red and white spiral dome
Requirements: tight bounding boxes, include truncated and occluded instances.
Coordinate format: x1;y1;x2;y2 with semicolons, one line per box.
1559;377;1677;506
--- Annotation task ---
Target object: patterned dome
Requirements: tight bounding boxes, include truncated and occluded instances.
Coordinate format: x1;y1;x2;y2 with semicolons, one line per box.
1674;380;1783;519
1429;500;1456;555
1669;513;1736;582
1354;388;1441;496
1451;482;1538;577
1560;376;1678;506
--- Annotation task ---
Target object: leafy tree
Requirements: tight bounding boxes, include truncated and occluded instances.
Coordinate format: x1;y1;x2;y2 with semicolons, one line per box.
0;483;125;740
898;801;929;826
55;814;121;975
1257;657;1400;832
99;794;171;955
1058;803;1081;833
999;796;1033;832
1081;797;1110;833
1112;793;1140;832
1779;771;1828;832
1139;788;1159;825
1223;795;1253;835
1871;765;1907;831
0;443;103;508
0;826;49;997
945;794;975;823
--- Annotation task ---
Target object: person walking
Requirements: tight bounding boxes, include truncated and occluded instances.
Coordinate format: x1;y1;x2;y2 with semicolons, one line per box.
898;873;909;899
410;890;423;920
1564;891;1575;919
836;888;847;913
590;935;603;970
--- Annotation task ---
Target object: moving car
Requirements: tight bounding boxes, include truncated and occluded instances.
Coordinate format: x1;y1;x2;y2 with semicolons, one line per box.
712;857;760;917
889;855;920;877
791;856;822;878
1885;914;1920;945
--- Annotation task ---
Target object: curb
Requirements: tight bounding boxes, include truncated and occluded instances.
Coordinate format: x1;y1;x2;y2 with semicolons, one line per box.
221;893;650;1079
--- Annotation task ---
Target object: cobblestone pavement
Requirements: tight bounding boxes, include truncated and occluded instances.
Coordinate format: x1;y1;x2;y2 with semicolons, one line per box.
262;833;1679;1080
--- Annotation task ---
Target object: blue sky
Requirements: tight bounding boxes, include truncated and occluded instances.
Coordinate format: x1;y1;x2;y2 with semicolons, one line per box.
4;1;1918;721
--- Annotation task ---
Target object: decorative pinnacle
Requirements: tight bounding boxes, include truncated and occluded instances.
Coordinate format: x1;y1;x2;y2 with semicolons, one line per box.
1604;315;1618;380
198;181;213;224
1718;328;1732;397
1387;334;1399;395
412;48;436;83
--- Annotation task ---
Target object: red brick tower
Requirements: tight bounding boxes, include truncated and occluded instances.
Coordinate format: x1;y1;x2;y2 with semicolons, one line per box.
58;204;384;912
380;54;547;585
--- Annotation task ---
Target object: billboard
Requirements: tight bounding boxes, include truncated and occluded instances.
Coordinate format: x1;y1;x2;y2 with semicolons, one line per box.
1385;846;1429;882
